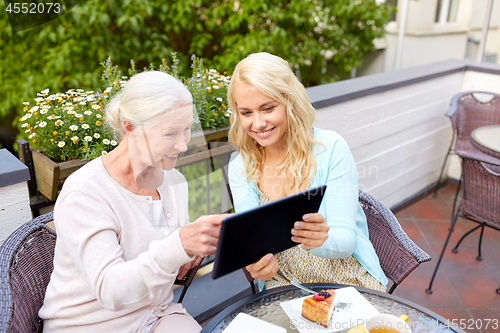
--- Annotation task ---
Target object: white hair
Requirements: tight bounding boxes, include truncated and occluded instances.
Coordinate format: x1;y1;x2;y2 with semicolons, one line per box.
105;71;192;140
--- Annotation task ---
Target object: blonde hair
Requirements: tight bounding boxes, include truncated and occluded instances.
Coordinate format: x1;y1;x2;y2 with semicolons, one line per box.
106;71;192;141
227;52;320;190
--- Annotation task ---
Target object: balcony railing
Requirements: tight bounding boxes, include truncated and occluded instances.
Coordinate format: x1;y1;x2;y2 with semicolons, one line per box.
180;59;500;218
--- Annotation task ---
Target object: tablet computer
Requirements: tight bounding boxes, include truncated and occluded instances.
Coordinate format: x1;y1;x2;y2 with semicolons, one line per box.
211;184;327;280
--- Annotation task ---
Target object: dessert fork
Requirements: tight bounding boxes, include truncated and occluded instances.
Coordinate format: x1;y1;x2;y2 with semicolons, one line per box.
290;281;352;308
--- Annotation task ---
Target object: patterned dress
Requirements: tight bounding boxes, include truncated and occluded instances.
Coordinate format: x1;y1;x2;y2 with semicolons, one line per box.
258;188;385;292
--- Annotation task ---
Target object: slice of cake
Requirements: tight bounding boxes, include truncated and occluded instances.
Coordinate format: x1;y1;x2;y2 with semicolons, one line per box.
301;289;336;328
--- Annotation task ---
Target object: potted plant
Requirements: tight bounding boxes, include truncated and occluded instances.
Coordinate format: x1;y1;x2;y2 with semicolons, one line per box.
18;55;232;201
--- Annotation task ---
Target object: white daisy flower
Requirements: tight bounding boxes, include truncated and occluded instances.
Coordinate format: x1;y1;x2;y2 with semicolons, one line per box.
23;102;30;105
96;114;102;118
111;140;117;146
71;136;78;143
91;105;100;110
213;86;220;89
30;106;39;112
216;97;223;102
105;87;112;93
70;125;78;131
67;110;76;115
41;89;49;94
34;97;44;102
47;115;56;120
84;136;92;142
58;141;66;147
101;151;108;156
80;102;86;105
94;133;100;139
55;120;64;126
40;109;48;114
103;139;110;145
65;102;73;107
82;124;90;129
39;121;47;128
29;133;36;139
21;123;28;128
84;111;92;115
75;114;83;118
76;89;84;92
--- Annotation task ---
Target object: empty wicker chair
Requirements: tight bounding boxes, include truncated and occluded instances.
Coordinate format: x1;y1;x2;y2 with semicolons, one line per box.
359;191;431;293
426;151;500;294
0;212;203;332
433;92;500;209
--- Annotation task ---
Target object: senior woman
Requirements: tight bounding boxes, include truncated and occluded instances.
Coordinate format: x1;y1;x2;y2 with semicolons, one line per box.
39;71;230;333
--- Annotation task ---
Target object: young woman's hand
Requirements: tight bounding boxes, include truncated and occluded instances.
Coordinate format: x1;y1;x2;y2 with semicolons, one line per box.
177;255;203;280
179;213;233;257
291;213;329;251
246;253;278;281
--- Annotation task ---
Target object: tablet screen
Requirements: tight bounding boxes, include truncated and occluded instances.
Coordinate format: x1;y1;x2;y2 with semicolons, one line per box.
212;185;327;279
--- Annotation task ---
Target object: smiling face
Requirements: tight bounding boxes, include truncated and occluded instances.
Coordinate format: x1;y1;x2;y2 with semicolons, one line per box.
129;104;193;171
234;82;288;150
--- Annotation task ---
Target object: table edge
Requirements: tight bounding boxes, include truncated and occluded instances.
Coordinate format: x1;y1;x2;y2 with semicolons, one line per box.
471;125;500;160
200;283;466;333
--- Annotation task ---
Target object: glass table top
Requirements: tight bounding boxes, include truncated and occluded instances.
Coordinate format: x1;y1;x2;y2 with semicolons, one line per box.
204;285;462;333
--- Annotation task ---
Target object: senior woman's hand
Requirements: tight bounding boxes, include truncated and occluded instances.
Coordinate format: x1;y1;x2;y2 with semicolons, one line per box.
291;213;329;251
179;213;233;257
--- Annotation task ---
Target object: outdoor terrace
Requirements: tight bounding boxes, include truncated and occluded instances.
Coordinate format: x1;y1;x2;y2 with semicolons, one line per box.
177;59;500;331
1;58;499;332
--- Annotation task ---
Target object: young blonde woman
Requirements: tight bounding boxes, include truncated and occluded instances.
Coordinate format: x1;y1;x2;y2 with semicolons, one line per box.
227;53;388;292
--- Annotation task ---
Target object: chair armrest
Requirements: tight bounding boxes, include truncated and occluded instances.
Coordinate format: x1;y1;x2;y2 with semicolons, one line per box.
359;191;431;264
456;150;500;168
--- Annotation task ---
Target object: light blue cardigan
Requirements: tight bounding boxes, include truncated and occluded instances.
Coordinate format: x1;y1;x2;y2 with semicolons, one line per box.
228;127;388;287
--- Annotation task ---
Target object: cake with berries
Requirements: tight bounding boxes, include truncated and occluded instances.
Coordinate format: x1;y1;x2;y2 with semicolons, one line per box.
301;290;336;328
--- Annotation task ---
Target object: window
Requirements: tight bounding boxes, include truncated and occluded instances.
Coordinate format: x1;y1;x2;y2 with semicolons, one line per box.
386;0;398;22
435;0;460;24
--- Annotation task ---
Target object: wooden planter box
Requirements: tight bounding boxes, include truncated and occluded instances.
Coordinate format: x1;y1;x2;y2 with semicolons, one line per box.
27;126;230;201
30;148;89;201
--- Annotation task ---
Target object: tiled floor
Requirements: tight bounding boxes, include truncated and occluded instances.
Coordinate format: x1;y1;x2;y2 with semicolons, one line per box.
392;182;500;333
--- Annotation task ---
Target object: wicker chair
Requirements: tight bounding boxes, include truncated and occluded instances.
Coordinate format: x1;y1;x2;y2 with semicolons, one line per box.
359;191;431;293
433;92;500;209
238;191;431;294
0;212;202;332
426;151;500;294
0;212;55;333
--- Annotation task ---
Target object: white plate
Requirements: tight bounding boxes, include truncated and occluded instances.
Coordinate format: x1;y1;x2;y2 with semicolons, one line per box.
223;313;287;333
280;287;379;333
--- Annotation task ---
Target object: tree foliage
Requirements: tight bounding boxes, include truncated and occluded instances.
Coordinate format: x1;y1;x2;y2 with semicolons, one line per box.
0;0;393;137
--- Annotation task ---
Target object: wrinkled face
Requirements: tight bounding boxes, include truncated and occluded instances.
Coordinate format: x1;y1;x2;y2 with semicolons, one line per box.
129;104;193;171
234;82;287;149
